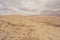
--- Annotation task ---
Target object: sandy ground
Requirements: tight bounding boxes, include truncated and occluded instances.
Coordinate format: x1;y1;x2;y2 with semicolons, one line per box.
0;16;60;40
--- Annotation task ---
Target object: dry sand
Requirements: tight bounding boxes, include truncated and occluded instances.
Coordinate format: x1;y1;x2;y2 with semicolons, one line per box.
0;16;60;40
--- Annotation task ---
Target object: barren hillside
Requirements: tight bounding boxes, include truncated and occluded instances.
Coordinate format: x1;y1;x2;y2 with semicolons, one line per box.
0;16;60;40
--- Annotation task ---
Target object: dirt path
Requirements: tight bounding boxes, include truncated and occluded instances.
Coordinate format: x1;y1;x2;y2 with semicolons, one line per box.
0;16;60;40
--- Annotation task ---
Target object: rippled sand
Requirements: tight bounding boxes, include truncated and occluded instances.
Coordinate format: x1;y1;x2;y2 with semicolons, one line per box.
0;16;60;40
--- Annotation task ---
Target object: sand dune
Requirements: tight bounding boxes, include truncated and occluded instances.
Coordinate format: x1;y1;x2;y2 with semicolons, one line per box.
0;16;60;40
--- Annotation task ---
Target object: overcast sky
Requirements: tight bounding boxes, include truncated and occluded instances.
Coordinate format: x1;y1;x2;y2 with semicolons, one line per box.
0;0;60;16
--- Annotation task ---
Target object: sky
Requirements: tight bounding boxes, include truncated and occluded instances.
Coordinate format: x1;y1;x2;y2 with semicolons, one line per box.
0;0;60;16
